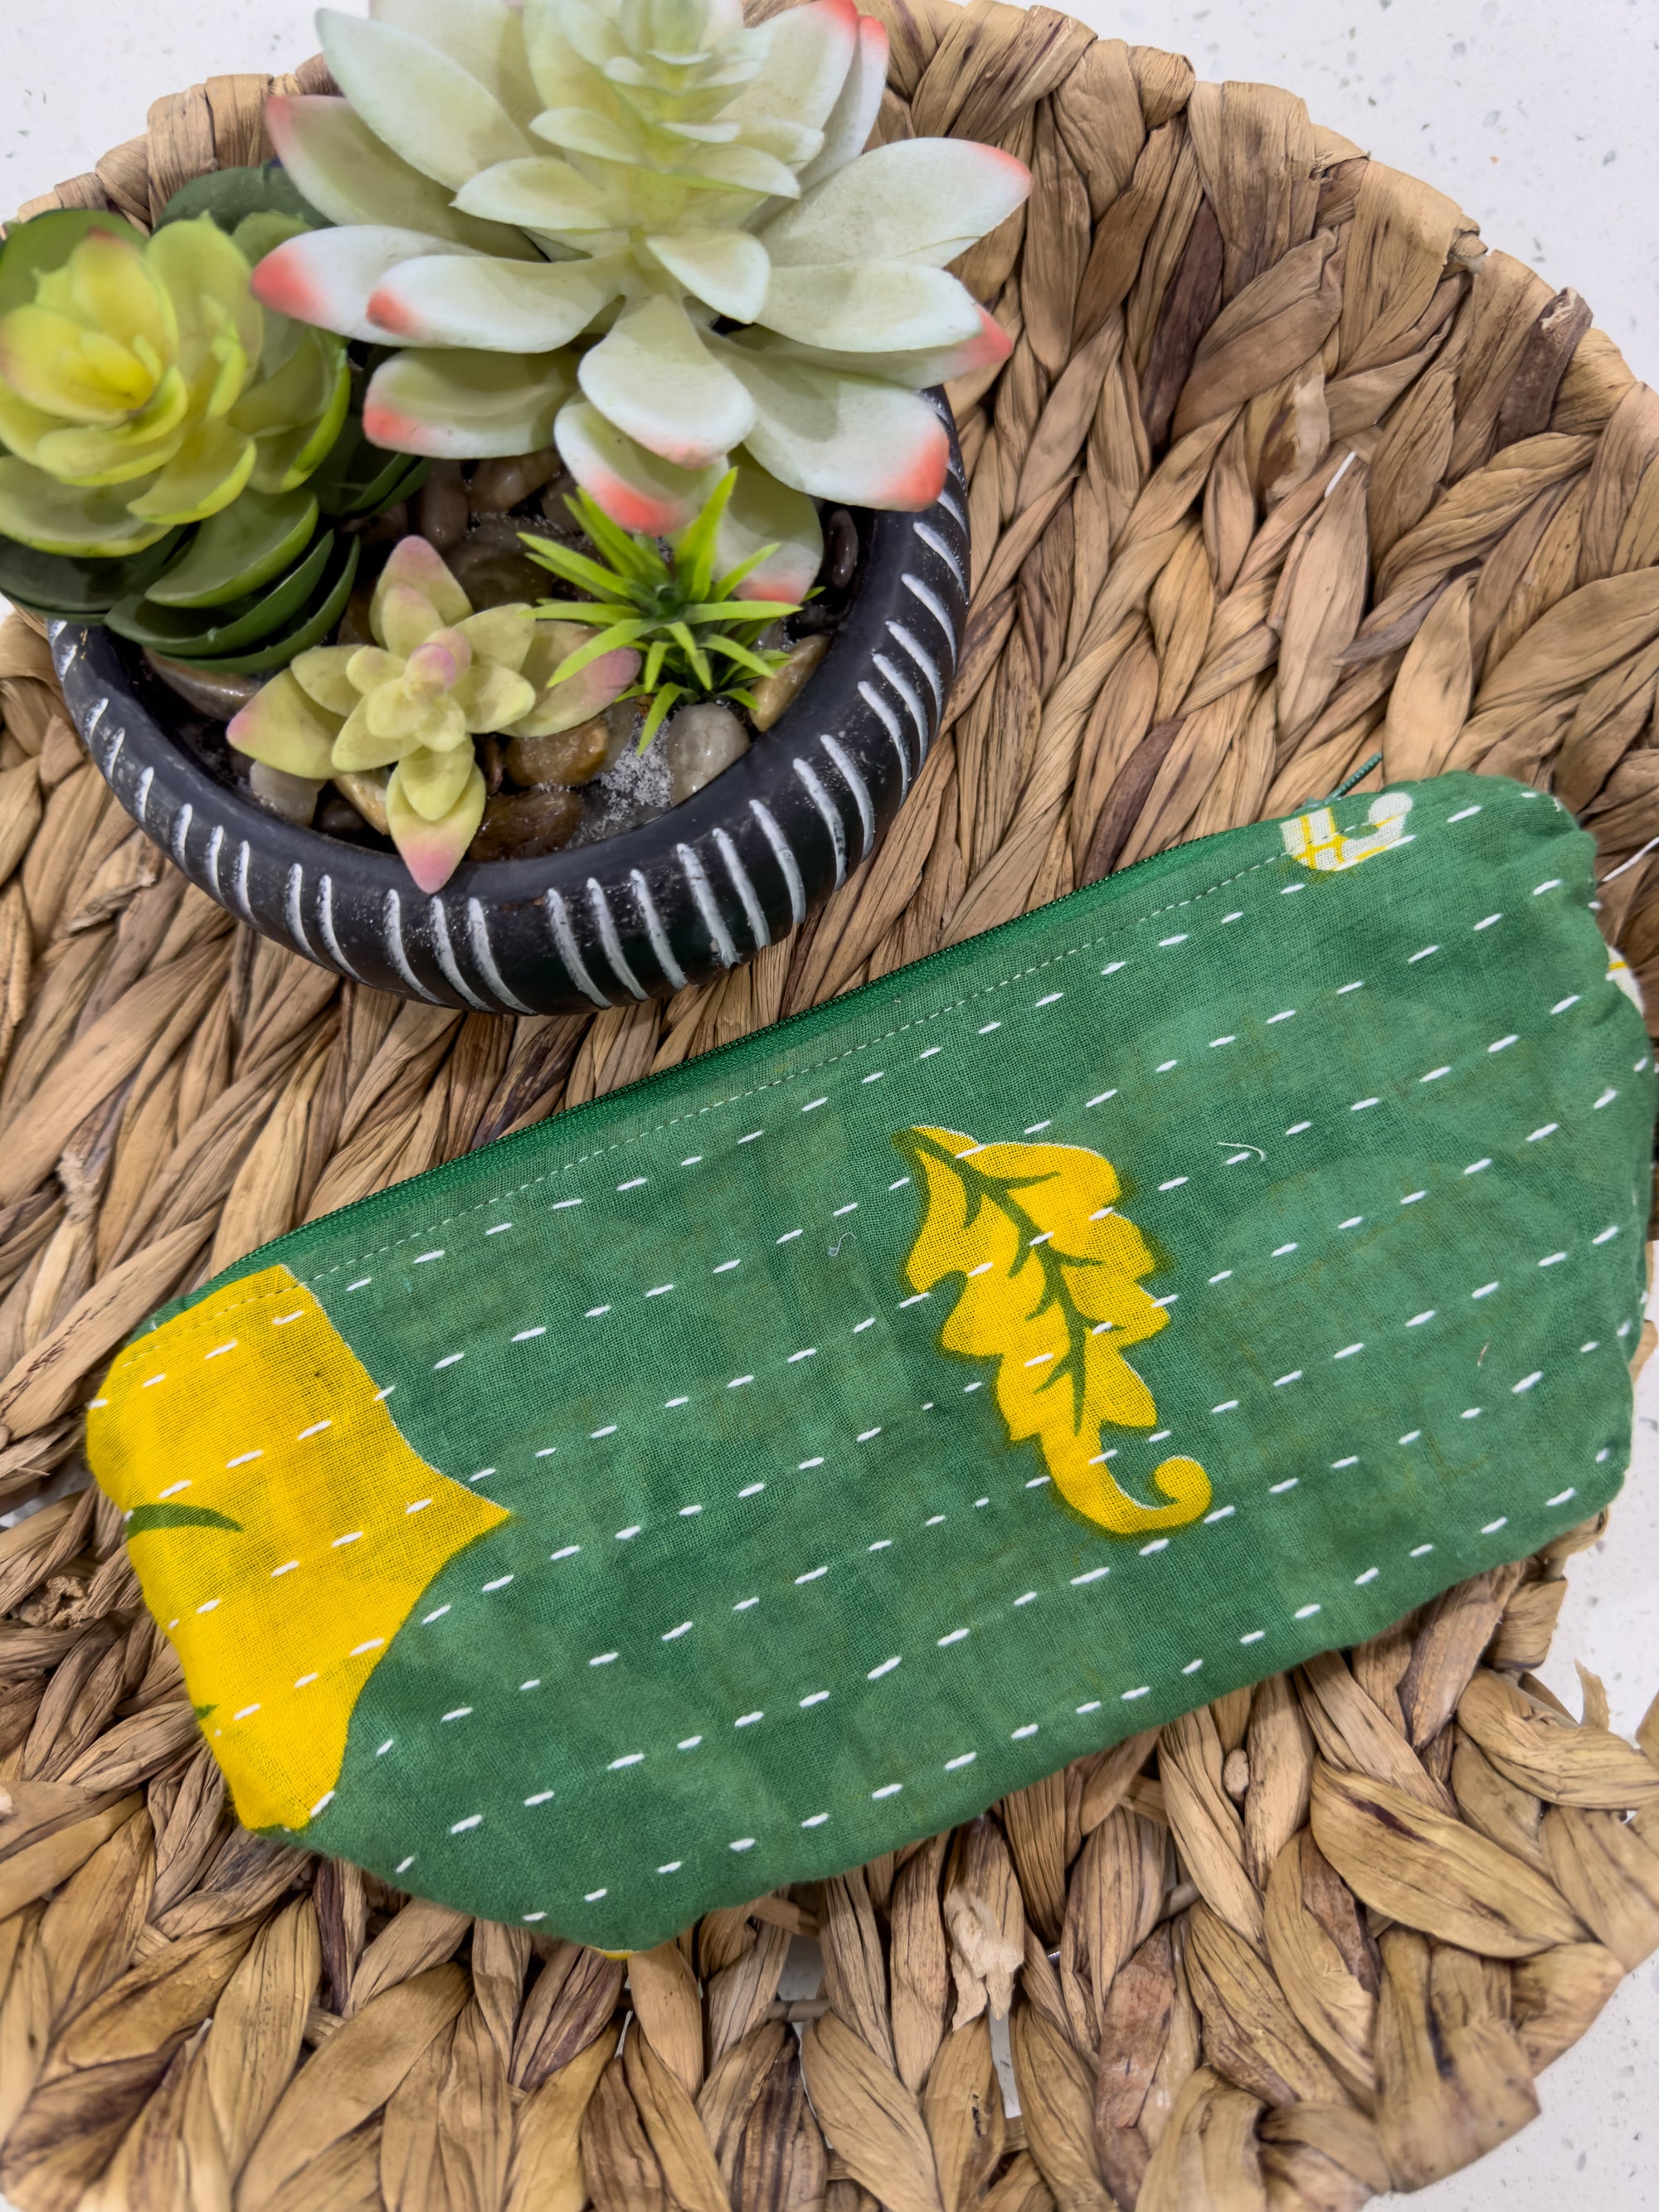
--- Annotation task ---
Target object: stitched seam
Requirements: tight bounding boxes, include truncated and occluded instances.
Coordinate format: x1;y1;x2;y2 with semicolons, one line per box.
304;852;1294;1277
105;843;1311;1371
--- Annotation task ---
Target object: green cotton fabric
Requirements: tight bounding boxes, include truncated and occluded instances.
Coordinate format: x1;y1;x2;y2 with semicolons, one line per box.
89;771;1654;1951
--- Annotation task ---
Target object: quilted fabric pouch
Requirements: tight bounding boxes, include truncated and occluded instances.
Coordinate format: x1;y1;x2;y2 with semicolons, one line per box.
87;770;1654;1951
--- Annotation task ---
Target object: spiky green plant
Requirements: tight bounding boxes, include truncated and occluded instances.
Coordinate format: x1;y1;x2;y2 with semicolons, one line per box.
522;470;804;746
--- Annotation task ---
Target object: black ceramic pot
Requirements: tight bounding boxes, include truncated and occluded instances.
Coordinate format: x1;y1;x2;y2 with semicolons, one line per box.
51;412;968;1015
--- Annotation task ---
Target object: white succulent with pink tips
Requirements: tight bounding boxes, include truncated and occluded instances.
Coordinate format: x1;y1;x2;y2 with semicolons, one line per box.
227;535;638;889
254;0;1026;587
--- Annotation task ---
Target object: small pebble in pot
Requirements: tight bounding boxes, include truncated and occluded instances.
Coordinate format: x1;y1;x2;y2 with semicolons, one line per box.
605;696;645;755
333;771;390;835
469;785;583;861
481;735;505;795
250;761;324;826
664;701;748;804
824;508;858;591
335;582;377;649
747;633;829;731
416;461;469;552
345;500;406;547
464;513;532;554
449;514;549;608
317;794;384;845
506;714;613;790
538;469;582;525
469;448;562;513
144;649;261;722
788;600;838;635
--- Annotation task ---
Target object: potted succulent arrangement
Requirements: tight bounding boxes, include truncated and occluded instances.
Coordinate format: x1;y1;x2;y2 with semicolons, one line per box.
10;0;1027;1011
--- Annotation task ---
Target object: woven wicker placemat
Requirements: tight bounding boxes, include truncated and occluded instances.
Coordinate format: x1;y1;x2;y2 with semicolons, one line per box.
3;2;1659;2206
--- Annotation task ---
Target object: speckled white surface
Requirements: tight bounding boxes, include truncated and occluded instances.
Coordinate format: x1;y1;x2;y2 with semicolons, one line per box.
1082;0;1659;385
2;3;1656;2203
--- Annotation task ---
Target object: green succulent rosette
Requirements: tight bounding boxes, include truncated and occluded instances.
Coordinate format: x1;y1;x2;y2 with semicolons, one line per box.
0;208;350;559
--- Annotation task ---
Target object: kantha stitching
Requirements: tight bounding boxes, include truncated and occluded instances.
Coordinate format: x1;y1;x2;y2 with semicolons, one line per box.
104;793;1569;1379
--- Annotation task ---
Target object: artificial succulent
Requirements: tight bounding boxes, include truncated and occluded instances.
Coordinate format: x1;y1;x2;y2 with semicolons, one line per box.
0;208;349;557
255;0;1026;584
523;468;805;745
227;534;638;888
95;420;432;678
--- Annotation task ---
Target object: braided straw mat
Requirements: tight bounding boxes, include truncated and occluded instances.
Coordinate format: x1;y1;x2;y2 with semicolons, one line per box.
4;3;1659;2206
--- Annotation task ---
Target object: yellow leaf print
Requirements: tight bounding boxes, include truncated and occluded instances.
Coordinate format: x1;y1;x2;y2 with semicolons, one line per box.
87;1265;508;1833
897;1127;1211;1537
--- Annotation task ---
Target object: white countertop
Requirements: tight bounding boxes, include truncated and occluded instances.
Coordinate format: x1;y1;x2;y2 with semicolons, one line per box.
2;4;1656;2203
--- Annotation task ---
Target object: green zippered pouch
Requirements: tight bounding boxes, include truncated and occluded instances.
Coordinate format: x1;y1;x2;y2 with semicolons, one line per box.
88;771;1654;1950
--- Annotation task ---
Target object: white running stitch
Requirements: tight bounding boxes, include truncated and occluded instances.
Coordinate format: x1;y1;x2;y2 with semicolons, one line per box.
127;848;1298;1320
114;809;1578;1354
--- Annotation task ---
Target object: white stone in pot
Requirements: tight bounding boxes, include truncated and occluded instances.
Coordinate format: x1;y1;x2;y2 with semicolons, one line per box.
249;760;324;825
664;702;749;805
